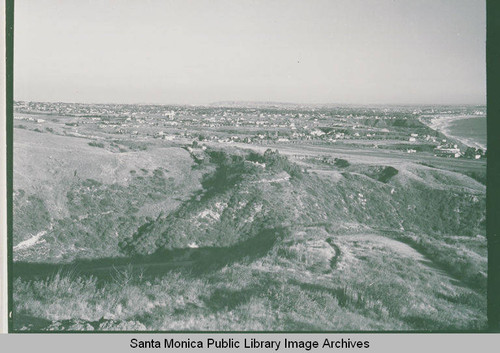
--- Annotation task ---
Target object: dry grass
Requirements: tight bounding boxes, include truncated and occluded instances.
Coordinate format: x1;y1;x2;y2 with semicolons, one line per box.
13;143;486;331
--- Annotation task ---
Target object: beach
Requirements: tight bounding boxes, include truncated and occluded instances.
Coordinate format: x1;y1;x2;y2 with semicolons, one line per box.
423;114;486;150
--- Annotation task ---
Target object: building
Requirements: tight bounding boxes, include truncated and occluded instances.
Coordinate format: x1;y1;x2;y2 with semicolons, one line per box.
433;147;461;158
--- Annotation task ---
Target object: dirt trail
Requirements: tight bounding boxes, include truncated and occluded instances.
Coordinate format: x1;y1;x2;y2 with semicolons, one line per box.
325;238;341;269
14;223;54;251
339;234;426;261
13;230;47;251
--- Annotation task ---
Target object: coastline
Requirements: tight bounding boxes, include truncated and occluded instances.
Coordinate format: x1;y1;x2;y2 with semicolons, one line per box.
420;114;487;151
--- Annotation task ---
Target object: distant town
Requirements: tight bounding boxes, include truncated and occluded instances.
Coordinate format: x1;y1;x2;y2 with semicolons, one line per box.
14;101;486;160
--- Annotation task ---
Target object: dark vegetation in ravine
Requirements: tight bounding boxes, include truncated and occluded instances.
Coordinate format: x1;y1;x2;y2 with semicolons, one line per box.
121;147;484;255
13;227;287;282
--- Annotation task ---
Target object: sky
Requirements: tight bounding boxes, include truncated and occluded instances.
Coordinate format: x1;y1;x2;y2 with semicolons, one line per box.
14;0;486;105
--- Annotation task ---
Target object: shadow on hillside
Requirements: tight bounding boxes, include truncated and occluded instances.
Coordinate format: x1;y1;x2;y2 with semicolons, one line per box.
13;227;286;281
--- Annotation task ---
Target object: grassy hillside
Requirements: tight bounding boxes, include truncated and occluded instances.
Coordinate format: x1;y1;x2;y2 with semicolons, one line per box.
13;129;205;261
13;137;487;331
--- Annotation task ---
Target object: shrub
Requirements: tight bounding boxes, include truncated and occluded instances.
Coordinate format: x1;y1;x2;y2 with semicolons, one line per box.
334;158;350;168
88;141;105;148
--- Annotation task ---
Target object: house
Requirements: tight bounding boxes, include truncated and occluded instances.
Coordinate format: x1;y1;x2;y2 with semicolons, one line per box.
434;147;461;158
311;129;326;137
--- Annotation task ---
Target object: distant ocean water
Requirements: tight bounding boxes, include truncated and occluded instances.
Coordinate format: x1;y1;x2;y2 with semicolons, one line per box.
446;116;486;150
426;115;486;150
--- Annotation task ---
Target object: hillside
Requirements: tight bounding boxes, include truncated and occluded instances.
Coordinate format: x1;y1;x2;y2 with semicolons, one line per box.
13;128;487;330
13;129;205;261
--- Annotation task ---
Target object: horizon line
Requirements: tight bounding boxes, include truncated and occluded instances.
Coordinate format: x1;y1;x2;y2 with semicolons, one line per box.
13;99;487;108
